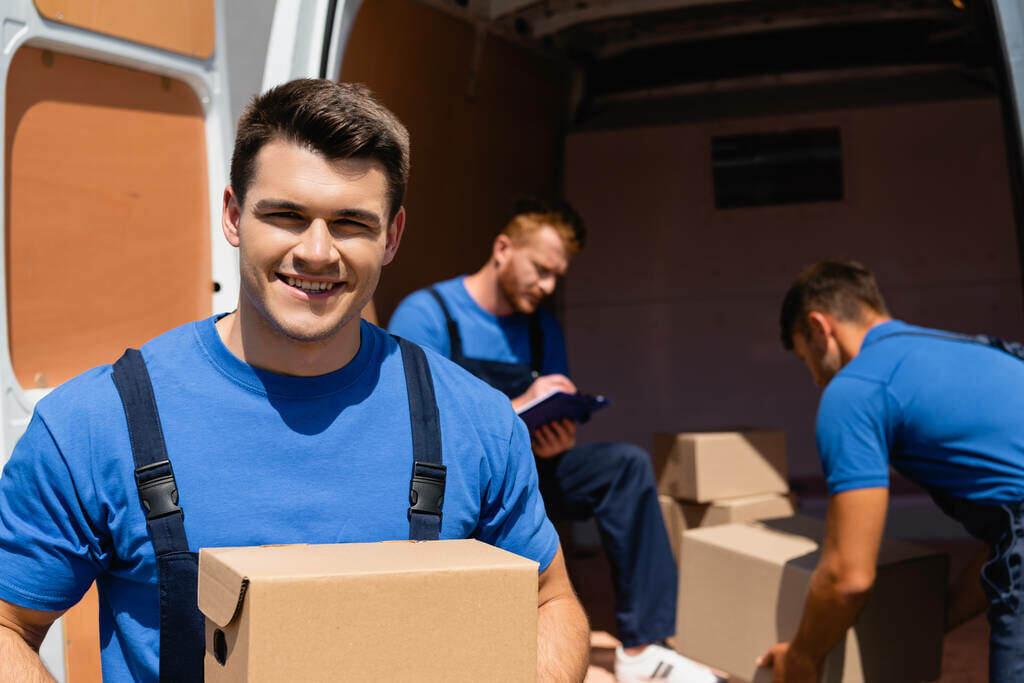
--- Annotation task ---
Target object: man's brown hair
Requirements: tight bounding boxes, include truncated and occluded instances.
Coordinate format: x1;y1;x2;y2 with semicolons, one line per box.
780;260;889;350
230;79;410;221
502;197;586;254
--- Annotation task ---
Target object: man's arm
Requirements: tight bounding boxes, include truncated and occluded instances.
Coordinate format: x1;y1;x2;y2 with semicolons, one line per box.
758;487;888;682
0;598;63;682
537;545;589;682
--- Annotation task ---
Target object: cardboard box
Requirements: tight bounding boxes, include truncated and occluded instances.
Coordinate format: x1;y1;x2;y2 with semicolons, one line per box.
676;516;947;683
652;430;788;502
659;493;797;565
660;495;687;565
199;539;538;682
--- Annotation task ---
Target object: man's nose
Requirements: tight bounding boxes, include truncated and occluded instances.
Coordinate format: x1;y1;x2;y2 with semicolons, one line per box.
538;275;557;296
294;219;339;267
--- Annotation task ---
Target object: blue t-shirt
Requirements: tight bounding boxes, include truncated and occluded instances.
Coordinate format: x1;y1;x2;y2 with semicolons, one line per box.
816;319;1024;502
388;276;569;376
0;316;558;682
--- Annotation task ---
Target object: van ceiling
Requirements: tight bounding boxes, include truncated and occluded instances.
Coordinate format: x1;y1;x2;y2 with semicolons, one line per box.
417;0;991;108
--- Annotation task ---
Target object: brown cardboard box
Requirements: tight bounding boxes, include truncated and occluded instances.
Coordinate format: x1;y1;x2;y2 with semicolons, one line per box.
658;493;797;565
676;516;947;683
652;431;788;502
199;539;538;682
659;495;687;565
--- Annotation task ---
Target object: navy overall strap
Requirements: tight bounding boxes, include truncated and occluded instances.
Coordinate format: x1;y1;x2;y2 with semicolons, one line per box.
396;337;446;541
428;287;465;363
430;285;545;372
112;349;203;682
528;312;544;374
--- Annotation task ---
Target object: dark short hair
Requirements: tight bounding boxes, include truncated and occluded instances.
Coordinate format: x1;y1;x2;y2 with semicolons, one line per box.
230;79;410;221
780;261;889;350
502;197;587;254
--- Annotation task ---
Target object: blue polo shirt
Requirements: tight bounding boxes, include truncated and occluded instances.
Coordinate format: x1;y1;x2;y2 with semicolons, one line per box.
816;320;1024;502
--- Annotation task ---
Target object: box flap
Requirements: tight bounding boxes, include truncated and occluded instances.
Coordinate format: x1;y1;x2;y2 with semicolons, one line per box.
711;492;792;509
198;549;250;628
684;519;820;565
198;539;537;581
684;515;945;570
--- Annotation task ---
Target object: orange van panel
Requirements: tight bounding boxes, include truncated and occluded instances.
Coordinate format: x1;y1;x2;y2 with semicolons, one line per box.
6;47;211;389
34;0;215;59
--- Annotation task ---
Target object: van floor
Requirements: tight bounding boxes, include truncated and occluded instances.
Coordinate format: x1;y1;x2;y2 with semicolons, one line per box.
568;539;988;682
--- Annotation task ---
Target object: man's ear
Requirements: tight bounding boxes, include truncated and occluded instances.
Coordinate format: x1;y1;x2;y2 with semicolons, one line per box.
493;233;513;267
381;206;406;266
806;311;833;345
222;186;242;248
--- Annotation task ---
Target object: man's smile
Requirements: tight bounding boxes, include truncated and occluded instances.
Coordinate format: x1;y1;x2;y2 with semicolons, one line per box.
276;272;344;298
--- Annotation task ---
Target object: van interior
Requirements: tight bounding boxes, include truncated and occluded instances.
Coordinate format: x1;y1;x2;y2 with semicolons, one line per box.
2;0;1019;679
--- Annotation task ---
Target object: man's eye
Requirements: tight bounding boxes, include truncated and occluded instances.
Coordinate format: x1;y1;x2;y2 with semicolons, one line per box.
334;219;370;231
268;211;302;220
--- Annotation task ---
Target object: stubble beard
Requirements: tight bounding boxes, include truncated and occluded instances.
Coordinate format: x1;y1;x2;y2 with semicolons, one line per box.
498;268;535;315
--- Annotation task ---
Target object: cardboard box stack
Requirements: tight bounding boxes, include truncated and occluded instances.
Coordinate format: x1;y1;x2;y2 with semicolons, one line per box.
652;430;796;564
676;516;947;682
198;539;538;682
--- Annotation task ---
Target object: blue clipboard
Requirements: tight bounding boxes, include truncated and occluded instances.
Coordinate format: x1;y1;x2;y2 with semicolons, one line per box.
515;391;610;432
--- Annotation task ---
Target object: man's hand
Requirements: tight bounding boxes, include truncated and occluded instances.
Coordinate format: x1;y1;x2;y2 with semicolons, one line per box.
537;545;589;682
511;374;577;412
532;419;577;459
0;599;63;682
756;641;819;682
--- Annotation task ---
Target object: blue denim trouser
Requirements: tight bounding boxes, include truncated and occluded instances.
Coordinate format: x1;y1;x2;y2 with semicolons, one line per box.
535;442;678;647
932;493;1024;683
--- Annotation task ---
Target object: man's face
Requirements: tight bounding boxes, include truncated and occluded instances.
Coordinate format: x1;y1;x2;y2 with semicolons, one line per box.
496;225;570;314
791;327;843;388
223;139;402;344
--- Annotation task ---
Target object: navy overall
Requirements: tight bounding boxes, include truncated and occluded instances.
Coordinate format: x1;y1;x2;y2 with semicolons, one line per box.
110;337;445;682
427;287;543;398
428;287;677;647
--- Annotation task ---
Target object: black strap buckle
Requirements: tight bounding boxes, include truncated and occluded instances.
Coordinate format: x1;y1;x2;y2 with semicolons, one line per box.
135;460;182;521
408;461;446;520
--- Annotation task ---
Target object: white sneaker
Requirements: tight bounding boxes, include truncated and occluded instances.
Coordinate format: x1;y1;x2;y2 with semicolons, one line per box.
614;644;724;683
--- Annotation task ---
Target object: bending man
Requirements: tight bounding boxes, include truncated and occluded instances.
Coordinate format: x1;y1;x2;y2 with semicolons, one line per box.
760;260;1024;683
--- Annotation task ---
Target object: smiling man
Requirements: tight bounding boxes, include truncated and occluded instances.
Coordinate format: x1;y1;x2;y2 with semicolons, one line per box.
760;261;1024;683
389;199;721;683
0;80;588;682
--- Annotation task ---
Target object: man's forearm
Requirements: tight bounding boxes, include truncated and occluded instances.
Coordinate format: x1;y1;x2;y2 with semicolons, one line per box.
0;626;56;683
788;564;871;667
537;592;589;682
